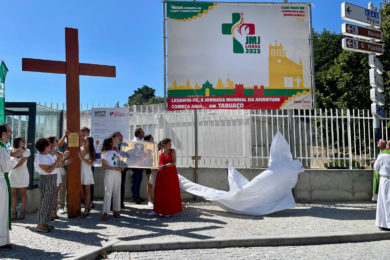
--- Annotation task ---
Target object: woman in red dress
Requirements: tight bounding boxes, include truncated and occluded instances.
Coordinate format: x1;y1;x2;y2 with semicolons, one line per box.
153;138;182;216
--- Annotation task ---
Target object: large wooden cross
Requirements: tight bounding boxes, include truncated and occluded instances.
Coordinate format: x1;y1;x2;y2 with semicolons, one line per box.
22;27;116;218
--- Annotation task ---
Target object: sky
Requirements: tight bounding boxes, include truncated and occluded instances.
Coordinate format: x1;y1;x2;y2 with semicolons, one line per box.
1;0;384;108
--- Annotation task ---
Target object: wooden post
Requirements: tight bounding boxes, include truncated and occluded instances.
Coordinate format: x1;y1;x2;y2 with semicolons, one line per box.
22;27;116;217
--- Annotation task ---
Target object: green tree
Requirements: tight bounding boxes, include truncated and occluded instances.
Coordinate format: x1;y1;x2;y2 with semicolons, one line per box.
128;85;164;106
316;51;369;109
312;29;343;73
312;29;344;108
379;1;390;109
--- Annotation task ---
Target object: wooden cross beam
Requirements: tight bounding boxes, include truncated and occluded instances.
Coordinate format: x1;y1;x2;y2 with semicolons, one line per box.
22;27;116;218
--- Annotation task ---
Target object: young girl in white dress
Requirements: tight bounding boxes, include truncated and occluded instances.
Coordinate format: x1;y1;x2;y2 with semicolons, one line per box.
78;137;95;217
9;137;30;220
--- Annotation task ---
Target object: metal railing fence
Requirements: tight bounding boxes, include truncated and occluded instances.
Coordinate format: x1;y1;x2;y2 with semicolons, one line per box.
39;102;389;169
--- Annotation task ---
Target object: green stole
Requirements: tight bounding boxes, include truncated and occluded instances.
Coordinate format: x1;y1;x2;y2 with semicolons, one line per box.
0;141;11;230
380;149;390;155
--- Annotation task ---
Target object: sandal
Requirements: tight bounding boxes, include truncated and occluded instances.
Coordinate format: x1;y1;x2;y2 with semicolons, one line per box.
17;212;25;220
36;227;50;233
12;212;17;221
101;213;109;221
81;208;90;218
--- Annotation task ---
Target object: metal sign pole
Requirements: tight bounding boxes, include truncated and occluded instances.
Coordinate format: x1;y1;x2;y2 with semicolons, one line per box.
369;2;381;155
163;0;167;110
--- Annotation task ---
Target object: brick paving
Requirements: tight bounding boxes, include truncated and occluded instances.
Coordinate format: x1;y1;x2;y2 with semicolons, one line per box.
0;201;383;260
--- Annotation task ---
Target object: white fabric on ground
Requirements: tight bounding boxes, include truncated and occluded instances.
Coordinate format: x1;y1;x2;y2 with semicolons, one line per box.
179;131;304;216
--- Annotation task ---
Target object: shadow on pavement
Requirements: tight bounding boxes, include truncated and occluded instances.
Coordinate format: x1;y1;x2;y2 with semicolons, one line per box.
0;244;68;259
267;205;375;220
186;205;264;220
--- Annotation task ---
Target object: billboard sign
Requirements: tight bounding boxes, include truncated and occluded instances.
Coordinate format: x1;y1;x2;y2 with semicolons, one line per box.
166;2;313;110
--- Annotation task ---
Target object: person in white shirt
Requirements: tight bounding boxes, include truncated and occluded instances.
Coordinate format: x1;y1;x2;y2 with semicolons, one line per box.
9;137;31;221
131;128;145;204
374;141;390;231
34;138;64;233
101;137;124;221
0;123;22;249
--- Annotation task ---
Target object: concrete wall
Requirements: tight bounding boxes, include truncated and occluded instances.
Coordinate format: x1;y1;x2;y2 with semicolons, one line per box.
24;168;374;212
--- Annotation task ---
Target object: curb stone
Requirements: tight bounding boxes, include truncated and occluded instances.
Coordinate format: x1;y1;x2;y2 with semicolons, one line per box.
71;231;390;260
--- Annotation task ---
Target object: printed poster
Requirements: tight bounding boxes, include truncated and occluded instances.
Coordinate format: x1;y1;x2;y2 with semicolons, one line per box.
119;141;158;169
91;107;129;153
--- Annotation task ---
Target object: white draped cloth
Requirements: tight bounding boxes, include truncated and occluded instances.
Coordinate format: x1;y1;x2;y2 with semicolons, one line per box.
0;145;12;246
179;131;304;216
374;153;390;229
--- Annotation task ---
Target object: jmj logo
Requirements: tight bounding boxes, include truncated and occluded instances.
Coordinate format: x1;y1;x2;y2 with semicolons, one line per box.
94;111;106;118
222;12;261;54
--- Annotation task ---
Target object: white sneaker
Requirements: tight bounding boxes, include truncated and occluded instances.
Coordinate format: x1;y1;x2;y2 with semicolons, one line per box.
147;201;154;207
372;194;378;202
58;208;65;214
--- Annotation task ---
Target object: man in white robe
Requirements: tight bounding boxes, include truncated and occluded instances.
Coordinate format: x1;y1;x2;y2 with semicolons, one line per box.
373;144;390;230
0;123;13;248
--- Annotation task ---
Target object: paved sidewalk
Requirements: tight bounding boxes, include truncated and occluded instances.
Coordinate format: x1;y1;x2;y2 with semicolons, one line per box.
0;201;386;260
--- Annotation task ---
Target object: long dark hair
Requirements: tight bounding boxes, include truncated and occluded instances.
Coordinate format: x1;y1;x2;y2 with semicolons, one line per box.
13;136;24;149
48;136;57;145
101;137;113;153
161;138;171;146
86;137;96;161
144;134;153;142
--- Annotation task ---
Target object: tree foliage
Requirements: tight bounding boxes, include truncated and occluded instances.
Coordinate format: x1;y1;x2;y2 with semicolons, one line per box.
128;85;164;106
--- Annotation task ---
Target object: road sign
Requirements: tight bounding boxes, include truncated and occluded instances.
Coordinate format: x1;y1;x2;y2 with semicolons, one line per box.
370;68;384;92
342;37;383;55
369;53;383;74
342;23;382;41
341;2;381;28
371;103;385;117
370;88;385;106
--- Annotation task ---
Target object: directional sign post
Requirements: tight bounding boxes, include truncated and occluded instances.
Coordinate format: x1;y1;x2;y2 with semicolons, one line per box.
369;53;383;73
342;2;384;157
342;23;382;41
371;103;385;118
369;68;384;91
370;88;385;106
342;37;383;55
341;2;381;27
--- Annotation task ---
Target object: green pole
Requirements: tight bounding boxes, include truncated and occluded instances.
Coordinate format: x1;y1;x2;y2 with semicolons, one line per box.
0;61;8;124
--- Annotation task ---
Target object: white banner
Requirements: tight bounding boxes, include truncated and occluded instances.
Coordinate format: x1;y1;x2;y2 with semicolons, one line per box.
91;107;129;153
